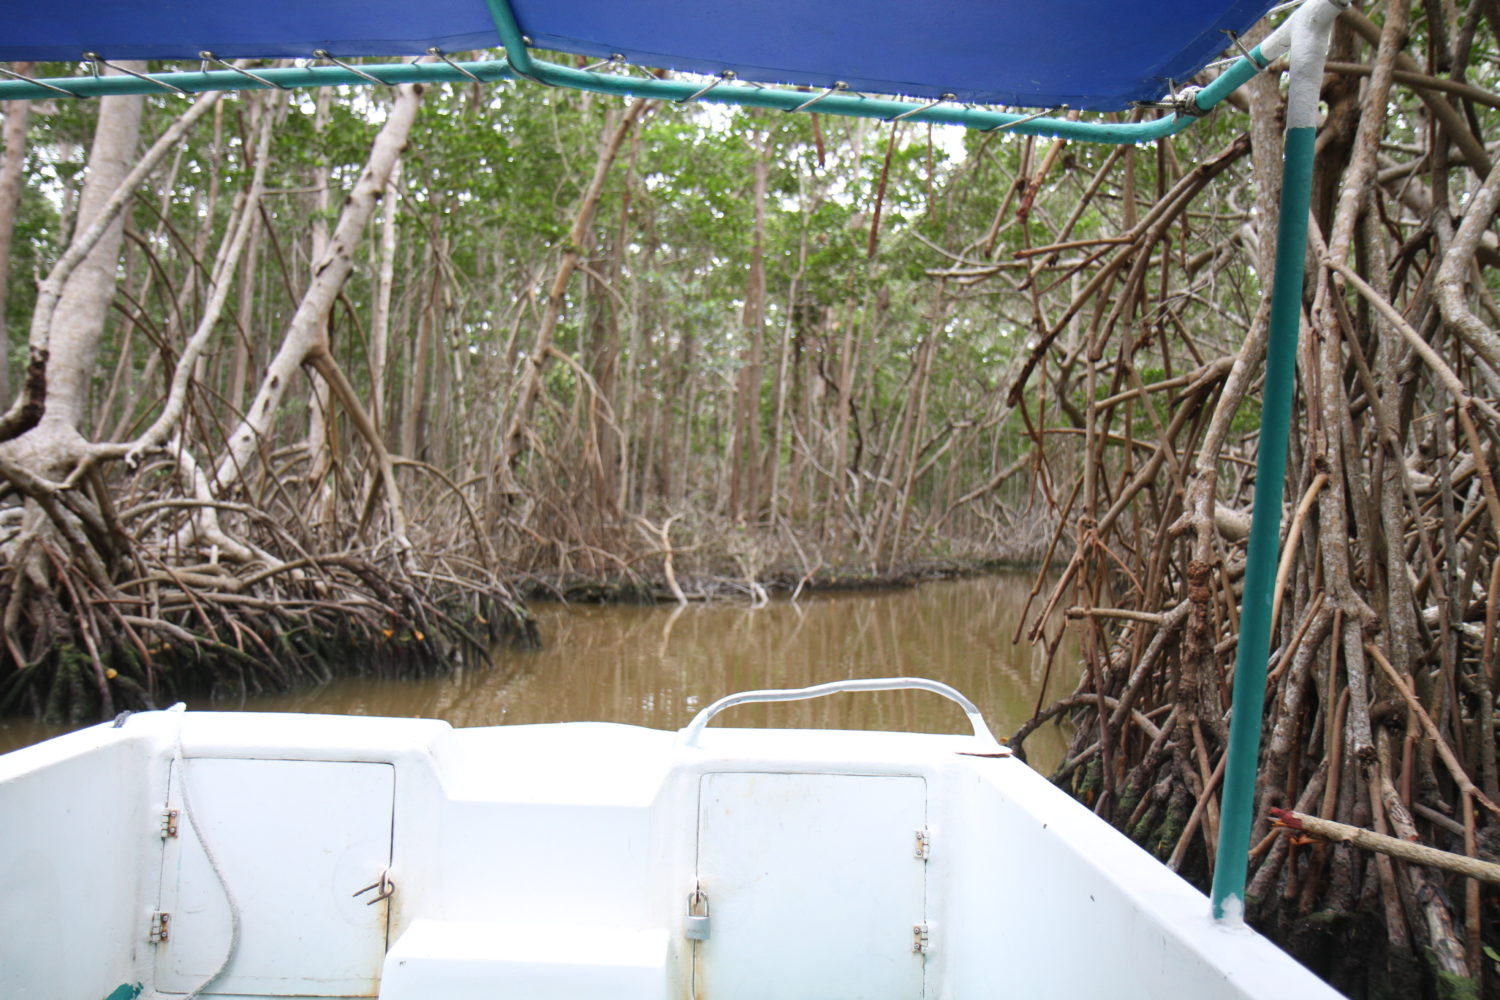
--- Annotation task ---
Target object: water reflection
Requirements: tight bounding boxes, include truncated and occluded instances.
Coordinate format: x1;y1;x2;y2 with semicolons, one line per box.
0;574;1078;770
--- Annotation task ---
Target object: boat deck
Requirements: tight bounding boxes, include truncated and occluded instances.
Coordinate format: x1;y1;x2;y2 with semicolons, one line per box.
0;709;1342;999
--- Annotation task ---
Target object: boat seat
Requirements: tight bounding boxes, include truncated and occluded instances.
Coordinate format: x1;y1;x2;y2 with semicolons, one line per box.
378;918;670;1000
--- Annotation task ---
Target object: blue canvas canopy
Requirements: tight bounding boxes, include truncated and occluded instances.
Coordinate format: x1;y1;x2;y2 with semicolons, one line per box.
4;0;1278;110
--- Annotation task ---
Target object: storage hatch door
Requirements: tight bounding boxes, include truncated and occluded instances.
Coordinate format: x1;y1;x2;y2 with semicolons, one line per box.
155;758;395;997
694;771;926;1000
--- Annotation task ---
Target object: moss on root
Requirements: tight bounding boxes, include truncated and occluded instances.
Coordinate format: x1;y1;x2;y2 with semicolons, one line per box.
1434;968;1479;1000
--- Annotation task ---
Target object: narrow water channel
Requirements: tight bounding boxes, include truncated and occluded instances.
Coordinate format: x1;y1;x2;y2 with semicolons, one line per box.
0;573;1079;769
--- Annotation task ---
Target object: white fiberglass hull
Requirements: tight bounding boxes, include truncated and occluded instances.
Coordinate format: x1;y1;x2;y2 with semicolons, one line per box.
0;694;1341;999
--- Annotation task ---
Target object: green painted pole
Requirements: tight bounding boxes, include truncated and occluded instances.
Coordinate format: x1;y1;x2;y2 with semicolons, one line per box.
1208;0;1344;922
1208;123;1315;920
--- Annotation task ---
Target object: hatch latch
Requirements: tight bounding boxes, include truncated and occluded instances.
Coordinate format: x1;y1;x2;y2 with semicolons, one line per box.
353;870;396;906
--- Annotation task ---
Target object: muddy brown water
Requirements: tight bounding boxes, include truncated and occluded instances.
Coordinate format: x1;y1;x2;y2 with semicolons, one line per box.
0;573;1079;769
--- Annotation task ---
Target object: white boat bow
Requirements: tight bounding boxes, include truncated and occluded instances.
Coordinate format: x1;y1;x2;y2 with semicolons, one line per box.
0;677;1342;999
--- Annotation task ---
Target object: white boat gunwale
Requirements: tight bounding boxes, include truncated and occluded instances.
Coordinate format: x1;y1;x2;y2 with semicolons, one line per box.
0;678;1342;999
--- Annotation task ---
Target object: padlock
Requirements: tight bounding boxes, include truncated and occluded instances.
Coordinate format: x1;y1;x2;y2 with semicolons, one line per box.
685;889;711;941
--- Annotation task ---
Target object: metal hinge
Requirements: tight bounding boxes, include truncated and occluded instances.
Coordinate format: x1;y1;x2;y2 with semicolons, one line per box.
914;827;932;860
149;911;171;944
912;923;930;953
160;808;179;839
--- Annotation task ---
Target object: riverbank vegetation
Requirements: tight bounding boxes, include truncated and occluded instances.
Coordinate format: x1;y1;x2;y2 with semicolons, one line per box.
2;0;1499;994
0;60;1059;723
1000;5;1500;997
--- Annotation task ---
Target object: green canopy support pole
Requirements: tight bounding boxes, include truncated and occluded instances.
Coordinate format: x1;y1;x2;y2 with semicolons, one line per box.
1209;0;1346;923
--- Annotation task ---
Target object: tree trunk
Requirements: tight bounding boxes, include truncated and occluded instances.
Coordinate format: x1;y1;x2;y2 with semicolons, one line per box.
215;84;422;500
45;70;146;440
730;127;770;522
500;99;648;477
306;88;337;528
370;159;400;434
0;70;35;410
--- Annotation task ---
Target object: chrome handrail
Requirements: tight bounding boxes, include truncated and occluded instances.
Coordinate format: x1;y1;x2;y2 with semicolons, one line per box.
680;677;1005;751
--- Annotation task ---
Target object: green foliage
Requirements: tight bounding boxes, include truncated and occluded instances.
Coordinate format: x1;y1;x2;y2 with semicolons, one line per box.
2;49;1274;574
4;180;57;343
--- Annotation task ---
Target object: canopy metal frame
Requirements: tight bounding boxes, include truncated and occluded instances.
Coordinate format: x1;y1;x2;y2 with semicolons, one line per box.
4;0;1284;144
0;0;1351;925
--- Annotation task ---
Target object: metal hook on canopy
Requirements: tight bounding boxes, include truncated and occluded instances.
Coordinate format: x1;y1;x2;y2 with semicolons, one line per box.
1220;30;1269;71
313;50;391;87
580;53;626;73
200;52;288;90
886;92;954;123
427;48;482;83
1132;79;1208;118
0;64;82;98
983;104;1067;133
590;54;654;80
1222;30;1253;63
677;70;735;105
786;81;848;113
84;53;190;96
